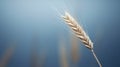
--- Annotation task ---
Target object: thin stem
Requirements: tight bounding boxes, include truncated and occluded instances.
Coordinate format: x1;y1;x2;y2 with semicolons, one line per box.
91;50;102;67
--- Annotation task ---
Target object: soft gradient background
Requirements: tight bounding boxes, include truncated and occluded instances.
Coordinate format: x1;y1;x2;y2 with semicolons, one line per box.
0;0;120;67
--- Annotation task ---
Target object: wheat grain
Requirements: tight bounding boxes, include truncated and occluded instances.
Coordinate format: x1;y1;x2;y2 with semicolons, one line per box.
61;12;102;67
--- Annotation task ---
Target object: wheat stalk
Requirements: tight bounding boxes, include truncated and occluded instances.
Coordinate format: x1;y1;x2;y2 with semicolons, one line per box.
61;12;102;67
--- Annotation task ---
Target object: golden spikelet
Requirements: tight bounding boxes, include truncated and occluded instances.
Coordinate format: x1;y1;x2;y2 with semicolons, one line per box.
62;12;102;67
62;12;93;50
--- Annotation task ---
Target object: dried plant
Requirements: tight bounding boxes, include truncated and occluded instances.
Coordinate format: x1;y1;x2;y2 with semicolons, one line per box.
70;35;80;63
62;12;102;67
31;34;46;67
59;40;69;67
31;50;46;67
0;45;15;67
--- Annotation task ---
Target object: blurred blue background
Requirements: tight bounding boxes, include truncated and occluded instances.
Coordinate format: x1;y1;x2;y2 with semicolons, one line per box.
0;0;120;67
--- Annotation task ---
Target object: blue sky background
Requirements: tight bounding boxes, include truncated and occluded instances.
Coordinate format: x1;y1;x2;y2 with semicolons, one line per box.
0;0;120;67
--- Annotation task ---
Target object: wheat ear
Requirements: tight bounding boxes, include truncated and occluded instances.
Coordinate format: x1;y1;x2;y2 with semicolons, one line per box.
61;12;102;67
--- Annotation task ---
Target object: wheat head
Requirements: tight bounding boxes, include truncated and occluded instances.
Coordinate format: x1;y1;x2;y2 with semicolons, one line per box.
62;12;93;50
61;12;102;67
